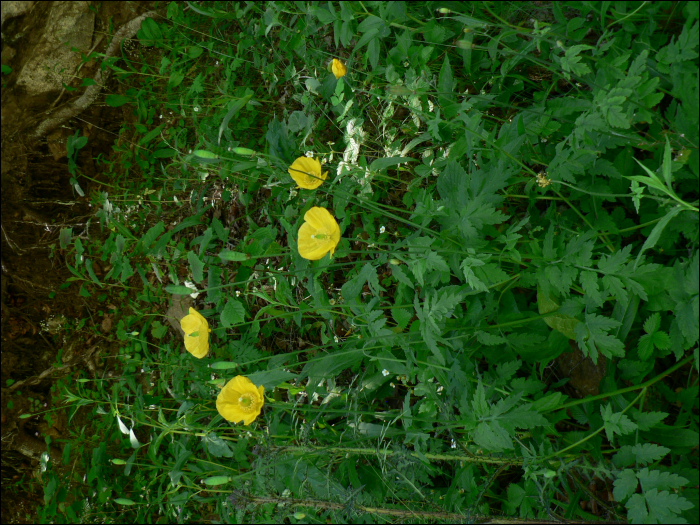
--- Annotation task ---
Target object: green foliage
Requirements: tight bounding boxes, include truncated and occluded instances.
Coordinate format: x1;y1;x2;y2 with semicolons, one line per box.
44;1;699;524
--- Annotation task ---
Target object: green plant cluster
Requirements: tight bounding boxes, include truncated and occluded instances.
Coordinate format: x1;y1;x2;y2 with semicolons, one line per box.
34;2;698;523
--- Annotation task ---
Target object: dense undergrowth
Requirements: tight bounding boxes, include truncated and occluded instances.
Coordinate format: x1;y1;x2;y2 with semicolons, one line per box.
23;1;700;523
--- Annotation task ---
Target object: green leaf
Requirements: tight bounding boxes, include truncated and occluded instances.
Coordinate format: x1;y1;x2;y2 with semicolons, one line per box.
408;251;449;287
165;285;195;295
580;270;604;307
638;468;689;492
662;136;673;190
575;313;625;364
473;421;513;452
105;95;131;107
221;298;245;327
140;221;165;253
644;313;661;334
207;266;222;304
634;206;684;270
461;257;489;292
203;434;233;458
219;250;250;261
59;228;73;250
341;262;385;301
638;333;655;360
210;361;239;370
537;288;581;340
218;93;253;146
369;156;414;172
187;251;205;283
151;321;168;339
640;489;694;524
651;331;671;350
614;469;640;501
390;264;414;289
246;369;297;391
113;498;136;505
138;124;164;146
601;403;638;445
613;443;670;468
202;475;232;486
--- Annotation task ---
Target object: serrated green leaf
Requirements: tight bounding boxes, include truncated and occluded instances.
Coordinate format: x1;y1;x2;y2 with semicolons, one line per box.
221;298;245;327
651;331;671;350
203;434;233;458
638;333;655;360
187;251;205;283
473;421;513;452
614;469;639;501
537;288;581;340
644;313;661;334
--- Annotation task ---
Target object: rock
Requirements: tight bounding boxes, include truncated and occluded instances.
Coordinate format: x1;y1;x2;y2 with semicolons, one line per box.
164;294;192;338
15;1;94;96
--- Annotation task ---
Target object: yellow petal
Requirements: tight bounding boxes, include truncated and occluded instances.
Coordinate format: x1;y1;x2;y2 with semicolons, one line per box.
216;376;265;425
288;157;326;190
297;207;341;260
332;58;347;79
180;307;210;358
303;206;334;230
298;223;329;260
180;307;201;333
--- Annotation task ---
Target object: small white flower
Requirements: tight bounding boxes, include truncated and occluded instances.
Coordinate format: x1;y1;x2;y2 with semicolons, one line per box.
379;225;385;234
236;290;241;297
382;369;390;377
305;150;314;158
329;298;336;305
184;280;200;299
194;107;200;112
334;335;339;343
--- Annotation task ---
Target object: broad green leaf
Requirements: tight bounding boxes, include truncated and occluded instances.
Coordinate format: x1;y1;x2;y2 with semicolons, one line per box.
218;93;253;145
219;250;250;261
369;156;414;172
187;251;205;283
165;285;196;295
210;361;239;370
221;298;245;327
246;369;297;391
202;475;232;486
633;206;684;270
537;288;581;340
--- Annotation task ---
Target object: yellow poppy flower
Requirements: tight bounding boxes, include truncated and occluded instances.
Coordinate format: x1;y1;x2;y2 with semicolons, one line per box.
288;156;328;190
298;207;341;260
331;58;347;79
180;307;211;358
216;376;265;425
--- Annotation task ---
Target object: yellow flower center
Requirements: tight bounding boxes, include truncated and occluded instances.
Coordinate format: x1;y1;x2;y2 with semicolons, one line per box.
238;393;256;412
